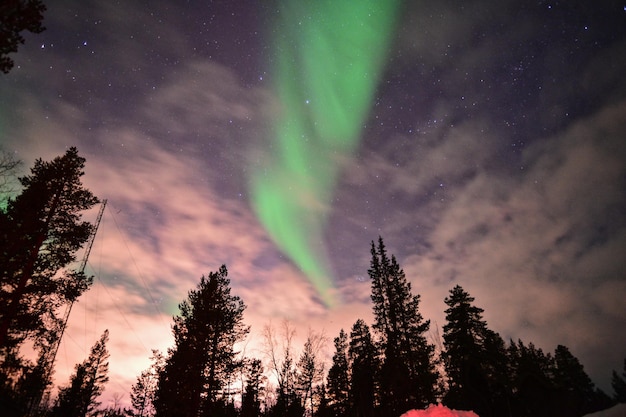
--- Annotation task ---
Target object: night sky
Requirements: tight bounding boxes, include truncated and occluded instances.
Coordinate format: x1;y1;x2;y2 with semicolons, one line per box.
1;0;625;407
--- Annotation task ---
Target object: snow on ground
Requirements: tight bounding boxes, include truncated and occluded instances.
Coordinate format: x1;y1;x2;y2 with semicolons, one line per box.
400;404;479;417
582;403;626;417
400;403;626;417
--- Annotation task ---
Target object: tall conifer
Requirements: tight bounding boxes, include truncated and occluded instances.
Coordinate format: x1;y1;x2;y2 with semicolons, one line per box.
348;319;378;417
153;265;248;417
368;237;438;413
442;285;509;417
612;359;626;403
327;329;349;416
553;344;610;416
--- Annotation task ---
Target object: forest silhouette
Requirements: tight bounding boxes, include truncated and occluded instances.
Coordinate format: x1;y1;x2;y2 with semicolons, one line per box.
1;150;625;417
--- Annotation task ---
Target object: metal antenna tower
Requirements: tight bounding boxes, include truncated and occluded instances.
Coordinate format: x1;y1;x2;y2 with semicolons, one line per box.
78;199;107;275
29;199;107;415
53;198;107;361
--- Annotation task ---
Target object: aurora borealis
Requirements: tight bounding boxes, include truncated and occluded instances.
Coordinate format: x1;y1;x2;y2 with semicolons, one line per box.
250;0;401;305
1;0;625;409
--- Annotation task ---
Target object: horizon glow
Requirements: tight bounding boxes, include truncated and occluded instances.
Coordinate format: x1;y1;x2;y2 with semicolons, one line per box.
249;0;401;306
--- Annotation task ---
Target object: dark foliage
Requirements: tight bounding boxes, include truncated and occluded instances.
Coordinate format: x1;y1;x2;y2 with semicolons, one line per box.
327;329;349;416
0;0;46;73
348;319;378;417
552;344;614;416
0;147;98;413
50;330;110;417
0;150;23;207
504;339;613;416
129;350;164;417
0;147;98;350
241;358;264;417
153;265;248;417
295;332;326;413
368;237;439;413
612;358;626;403
442;285;510;417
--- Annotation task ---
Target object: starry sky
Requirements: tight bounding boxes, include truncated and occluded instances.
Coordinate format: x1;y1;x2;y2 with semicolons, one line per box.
1;0;625;407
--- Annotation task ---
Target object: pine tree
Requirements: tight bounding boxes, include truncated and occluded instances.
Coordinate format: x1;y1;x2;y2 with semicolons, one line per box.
348;319;378;417
50;329;110;417
327;329;350;416
0;147;98;353
368;237;439;413
442;285;509;417
153;265;249;417
612;358;626;403
241;358;264;417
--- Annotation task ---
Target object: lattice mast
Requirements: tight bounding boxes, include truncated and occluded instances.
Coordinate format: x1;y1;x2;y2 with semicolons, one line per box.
54;198;107;357
29;199;107;415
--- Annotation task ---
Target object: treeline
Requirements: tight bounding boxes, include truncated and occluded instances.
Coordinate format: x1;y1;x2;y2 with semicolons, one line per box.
1;149;625;417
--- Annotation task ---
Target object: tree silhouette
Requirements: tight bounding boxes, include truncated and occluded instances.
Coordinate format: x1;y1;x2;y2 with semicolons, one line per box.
295;330;326;414
0;0;46;73
348;319;378;417
0;149;22;208
612;358;626;403
508;340;558;417
129;350;164;417
241;358;264;417
553;344;611;416
154;265;248;417
0;147;98;411
442;285;509;417
368;237;439;413
0;147;98;348
327;329;349;416
50;329;110;417
262;320;302;416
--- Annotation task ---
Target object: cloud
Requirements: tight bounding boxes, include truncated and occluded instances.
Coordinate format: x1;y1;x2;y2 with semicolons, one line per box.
395;99;626;388
3;55;322;403
3;0;624;406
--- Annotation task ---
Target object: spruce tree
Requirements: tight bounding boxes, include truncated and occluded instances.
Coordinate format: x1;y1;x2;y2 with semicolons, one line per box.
507;340;558;417
241;358;264;417
50;329;110;417
442;285;509;417
553;344;610;416
327;329;350;416
348;319;378;417
153;265;248;417
368;237;439;413
612;358;626;403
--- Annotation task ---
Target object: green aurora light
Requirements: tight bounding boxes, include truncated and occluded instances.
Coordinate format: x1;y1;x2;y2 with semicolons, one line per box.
250;0;401;306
